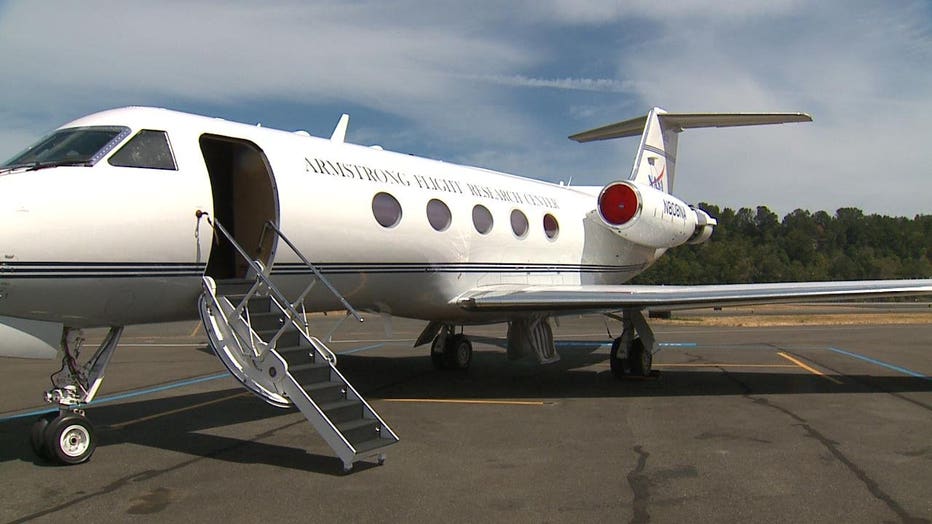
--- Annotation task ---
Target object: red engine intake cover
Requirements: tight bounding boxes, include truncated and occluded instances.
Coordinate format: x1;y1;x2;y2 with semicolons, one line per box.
598;182;640;226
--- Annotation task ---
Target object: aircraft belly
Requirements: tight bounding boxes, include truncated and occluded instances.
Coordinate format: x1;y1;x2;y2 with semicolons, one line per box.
0;276;202;327
0;316;61;359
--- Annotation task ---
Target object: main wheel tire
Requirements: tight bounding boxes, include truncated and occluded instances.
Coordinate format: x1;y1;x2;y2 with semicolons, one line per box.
446;334;472;370
44;414;96;465
609;338;626;379
430;334;448;369
627;337;652;377
30;412;56;461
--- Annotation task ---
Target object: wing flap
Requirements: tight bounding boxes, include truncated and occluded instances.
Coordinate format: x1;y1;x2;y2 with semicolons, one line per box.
457;280;932;312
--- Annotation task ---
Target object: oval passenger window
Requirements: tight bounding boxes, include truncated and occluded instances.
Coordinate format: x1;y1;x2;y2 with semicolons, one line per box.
372;192;402;228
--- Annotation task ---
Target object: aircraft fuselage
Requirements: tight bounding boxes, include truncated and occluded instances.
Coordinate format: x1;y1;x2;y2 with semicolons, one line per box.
0;107;657;328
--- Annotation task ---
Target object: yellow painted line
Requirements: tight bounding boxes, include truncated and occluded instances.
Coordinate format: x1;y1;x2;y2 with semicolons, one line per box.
106;392;249;430
189;322;202;337
777;352;843;384
655;364;797;368
384;399;546;406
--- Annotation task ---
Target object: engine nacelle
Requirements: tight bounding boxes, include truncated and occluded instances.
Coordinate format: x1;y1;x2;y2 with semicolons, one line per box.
686;207;716;245
596;181;716;248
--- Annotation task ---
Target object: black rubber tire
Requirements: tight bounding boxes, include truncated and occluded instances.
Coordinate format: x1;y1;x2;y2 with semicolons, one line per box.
446;334;472;370
30;412;56;461
627;337;652;377
430;334;447;370
44;414;96;465
609;338;626;379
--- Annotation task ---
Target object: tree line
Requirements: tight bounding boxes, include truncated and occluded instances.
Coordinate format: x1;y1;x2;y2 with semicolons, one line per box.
632;205;932;285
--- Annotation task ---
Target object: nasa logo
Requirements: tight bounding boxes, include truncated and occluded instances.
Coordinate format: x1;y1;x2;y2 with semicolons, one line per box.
648;165;665;191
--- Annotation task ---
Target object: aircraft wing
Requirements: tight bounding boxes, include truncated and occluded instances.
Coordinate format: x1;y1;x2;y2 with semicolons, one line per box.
457;280;932;312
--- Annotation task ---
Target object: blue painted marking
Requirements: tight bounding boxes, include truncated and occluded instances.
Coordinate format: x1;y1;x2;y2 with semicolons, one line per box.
554;341;696;348
0;372;230;423
337;343;385;355
827;347;930;380
555;341;610;348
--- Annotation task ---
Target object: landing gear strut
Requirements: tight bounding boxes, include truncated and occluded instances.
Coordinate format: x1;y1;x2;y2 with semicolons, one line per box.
30;326;123;465
609;310;654;379
430;326;472;370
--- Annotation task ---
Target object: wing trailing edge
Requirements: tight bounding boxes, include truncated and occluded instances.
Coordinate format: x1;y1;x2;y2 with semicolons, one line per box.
457;280;932;312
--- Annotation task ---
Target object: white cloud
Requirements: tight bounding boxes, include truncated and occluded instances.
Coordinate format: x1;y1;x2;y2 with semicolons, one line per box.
606;1;932;216
463;74;636;93
0;1;538;154
1;1;930;216
528;0;805;24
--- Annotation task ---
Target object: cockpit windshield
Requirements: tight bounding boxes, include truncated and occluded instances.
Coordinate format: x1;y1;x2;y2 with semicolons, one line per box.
1;126;131;170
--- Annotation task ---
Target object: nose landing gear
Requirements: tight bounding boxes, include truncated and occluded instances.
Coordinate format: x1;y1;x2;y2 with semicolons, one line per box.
28;326;122;465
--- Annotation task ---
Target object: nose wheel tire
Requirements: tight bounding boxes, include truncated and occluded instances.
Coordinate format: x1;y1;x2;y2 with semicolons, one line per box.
29;413;57;461
32;413;97;465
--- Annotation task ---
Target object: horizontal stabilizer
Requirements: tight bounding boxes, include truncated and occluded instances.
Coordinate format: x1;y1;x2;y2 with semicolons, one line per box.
570;111;812;143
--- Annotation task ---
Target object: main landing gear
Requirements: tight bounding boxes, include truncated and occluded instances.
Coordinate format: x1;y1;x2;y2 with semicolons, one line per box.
609;310;655;380
30;326;123;465
430;326;473;370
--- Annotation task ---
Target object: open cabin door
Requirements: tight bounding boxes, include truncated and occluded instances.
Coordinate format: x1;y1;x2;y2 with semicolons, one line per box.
200;135;279;279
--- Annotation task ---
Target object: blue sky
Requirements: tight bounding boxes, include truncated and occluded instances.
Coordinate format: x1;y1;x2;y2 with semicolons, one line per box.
1;1;930;217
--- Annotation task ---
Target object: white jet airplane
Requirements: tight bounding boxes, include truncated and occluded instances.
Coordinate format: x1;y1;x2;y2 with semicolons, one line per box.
1;106;930;471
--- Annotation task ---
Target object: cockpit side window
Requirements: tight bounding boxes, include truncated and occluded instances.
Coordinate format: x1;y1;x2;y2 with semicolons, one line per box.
108;130;177;170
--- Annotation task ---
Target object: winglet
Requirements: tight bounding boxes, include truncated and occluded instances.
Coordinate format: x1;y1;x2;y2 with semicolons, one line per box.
330;113;350;143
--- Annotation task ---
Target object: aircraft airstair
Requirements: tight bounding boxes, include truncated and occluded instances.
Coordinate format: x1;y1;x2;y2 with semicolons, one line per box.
197;217;398;472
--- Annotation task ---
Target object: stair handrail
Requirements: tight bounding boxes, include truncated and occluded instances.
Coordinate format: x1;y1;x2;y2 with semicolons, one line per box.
199;212;313;340
308;336;338;365
260;220;364;323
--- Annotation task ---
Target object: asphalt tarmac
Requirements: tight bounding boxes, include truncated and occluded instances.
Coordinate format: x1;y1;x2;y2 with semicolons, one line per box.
1;314;930;523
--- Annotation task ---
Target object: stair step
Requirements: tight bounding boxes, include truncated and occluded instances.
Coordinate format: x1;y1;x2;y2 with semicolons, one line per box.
352;437;394;455
277;345;314;366
303;381;346;403
215;279;257;295
219;293;272;313
257;328;300;346
337;418;381;445
290;362;332;384
248;311;285;331
320;399;363;424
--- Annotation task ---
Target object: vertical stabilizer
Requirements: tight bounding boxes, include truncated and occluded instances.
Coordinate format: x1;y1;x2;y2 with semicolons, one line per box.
630;107;677;193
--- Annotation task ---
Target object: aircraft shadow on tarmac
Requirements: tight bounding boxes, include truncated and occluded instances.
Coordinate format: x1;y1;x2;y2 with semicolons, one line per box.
1;348;928;472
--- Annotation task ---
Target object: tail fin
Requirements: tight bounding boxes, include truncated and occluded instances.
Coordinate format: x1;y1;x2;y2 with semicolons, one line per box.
569;108;811;194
